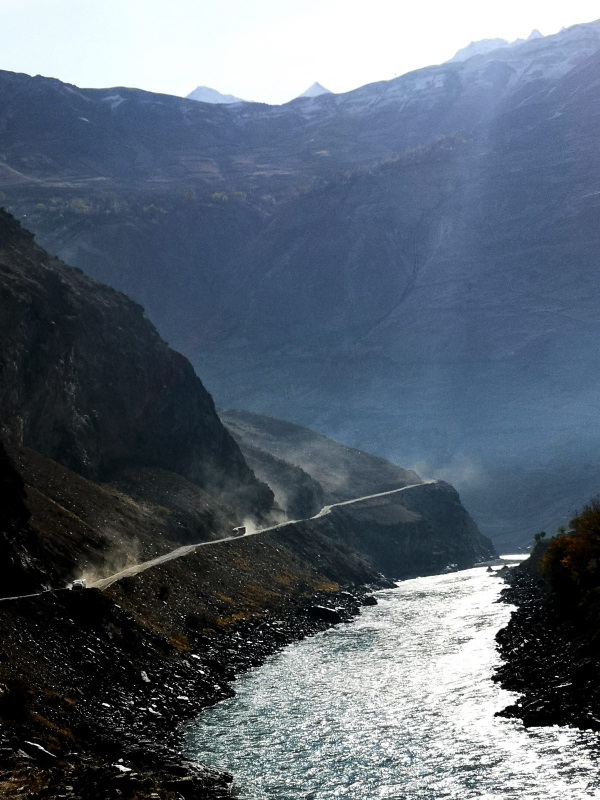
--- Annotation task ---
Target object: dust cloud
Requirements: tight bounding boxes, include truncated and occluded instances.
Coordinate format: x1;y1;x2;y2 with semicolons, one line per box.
74;533;142;586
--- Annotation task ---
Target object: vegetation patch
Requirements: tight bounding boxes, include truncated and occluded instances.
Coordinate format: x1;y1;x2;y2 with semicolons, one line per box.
541;499;600;605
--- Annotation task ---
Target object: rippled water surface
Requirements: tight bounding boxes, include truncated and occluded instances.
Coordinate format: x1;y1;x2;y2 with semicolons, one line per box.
186;567;600;799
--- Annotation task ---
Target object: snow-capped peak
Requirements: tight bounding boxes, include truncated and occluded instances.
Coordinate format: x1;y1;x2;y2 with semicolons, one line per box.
448;29;549;64
186;86;245;105
296;82;332;99
448;38;509;62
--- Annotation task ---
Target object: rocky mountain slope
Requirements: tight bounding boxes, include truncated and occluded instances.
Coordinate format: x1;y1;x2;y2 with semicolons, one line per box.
0;425;494;796
0;207;493;581
222;410;495;573
0;432;495;798
0;209;274;521
0;440;49;596
2;21;600;546
186;85;244;104
222;409;420;513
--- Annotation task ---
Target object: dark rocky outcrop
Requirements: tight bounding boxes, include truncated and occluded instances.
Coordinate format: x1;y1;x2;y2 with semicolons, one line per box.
0;209;274;521
0;440;47;596
293;482;494;578
0;438;29;530
393;480;493;571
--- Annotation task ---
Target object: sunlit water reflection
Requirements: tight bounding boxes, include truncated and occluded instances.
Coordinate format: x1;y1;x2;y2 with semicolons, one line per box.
186;566;600;799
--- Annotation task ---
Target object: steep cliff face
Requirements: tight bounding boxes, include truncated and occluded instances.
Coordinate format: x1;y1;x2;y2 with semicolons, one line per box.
390;480;495;571
0;210;274;519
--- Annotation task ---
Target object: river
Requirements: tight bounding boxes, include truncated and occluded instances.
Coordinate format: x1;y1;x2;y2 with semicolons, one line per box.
186;564;600;799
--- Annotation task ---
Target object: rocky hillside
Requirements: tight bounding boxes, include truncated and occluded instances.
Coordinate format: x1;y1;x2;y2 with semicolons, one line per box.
495;509;600;731
0;439;383;799
222;410;495;574
0;441;48;596
222;409;420;516
0;209;274;521
3;21;600;546
308;479;494;577
0;208;493;582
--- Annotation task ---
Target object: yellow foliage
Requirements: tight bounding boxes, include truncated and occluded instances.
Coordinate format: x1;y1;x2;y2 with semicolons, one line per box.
168;633;190;653
214;611;254;627
30;711;74;739
542;499;600;597
274;571;296;586
314;580;340;593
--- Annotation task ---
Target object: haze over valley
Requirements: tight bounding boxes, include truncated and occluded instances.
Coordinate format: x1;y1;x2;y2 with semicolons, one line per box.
2;20;600;546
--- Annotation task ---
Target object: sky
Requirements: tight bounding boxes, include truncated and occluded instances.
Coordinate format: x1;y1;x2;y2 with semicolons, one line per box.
1;0;599;104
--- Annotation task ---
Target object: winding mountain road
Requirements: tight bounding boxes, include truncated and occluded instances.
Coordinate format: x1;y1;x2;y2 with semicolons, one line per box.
91;480;436;589
0;481;436;599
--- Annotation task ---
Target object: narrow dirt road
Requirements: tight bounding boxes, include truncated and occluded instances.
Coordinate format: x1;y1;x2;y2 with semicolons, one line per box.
91;481;435;590
0;481;436;600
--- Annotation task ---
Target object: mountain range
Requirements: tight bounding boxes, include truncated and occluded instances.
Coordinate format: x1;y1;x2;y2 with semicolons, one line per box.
2;19;600;546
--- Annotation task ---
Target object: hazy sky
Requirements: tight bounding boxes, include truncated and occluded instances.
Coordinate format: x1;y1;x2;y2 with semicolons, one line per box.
2;0;599;104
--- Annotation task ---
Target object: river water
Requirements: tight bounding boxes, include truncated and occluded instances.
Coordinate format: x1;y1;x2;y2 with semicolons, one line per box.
186;565;600;799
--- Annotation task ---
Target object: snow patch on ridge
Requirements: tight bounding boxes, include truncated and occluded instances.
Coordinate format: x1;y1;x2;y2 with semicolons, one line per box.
101;94;125;111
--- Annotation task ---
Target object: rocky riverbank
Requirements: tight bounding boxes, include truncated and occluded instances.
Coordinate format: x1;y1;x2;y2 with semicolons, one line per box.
0;580;385;799
0;432;493;799
494;555;600;732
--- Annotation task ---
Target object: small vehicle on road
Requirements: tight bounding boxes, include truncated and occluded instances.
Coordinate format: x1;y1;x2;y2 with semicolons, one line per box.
71;579;86;591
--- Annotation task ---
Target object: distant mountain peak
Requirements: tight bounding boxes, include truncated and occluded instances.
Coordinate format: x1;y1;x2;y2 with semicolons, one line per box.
186;86;245;105
448;38;509;62
448;28;548;63
296;82;332;99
